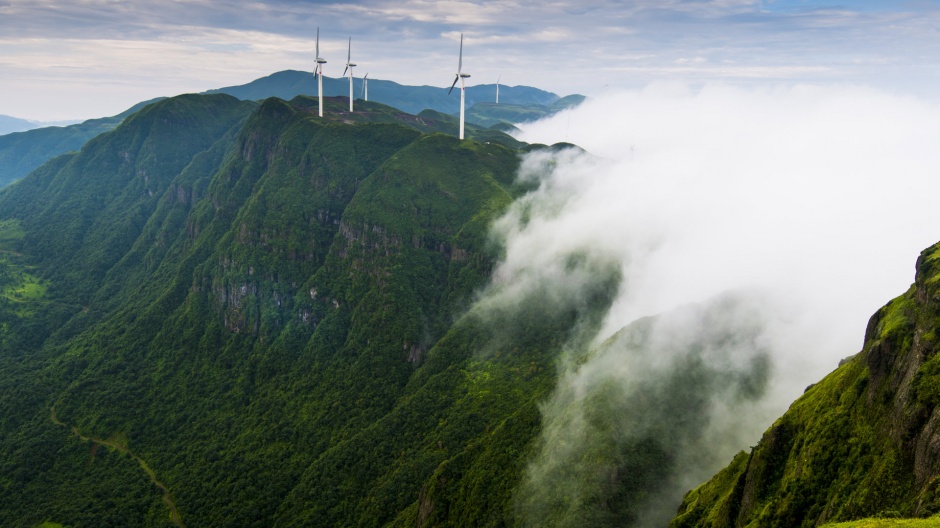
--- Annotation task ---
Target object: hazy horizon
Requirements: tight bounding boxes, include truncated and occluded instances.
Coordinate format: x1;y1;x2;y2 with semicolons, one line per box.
3;0;940;121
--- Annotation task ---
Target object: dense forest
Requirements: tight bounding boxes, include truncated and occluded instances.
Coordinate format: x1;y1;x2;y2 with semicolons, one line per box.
0;92;611;527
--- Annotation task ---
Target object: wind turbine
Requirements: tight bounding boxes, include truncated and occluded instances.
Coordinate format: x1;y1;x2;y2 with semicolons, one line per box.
447;33;471;140
496;75;500;104
314;27;327;117
342;37;356;112
361;73;369;101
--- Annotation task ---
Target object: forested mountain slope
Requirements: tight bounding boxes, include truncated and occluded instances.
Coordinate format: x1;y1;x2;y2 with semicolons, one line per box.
0;91;598;527
670;242;940;527
1;71;576;190
0;99;162;189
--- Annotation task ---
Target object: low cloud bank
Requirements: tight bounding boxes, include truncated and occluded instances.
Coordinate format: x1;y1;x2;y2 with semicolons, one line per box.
482;83;940;526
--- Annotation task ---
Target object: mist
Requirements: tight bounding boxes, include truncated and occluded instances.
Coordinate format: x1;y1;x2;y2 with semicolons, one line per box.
478;83;940;526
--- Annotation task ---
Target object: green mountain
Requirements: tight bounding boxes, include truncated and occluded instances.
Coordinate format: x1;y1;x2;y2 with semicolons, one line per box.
670;242;940;527
0;99;163;188
206;69;567;118
9;86;937;528
0;91;601;527
0;71;580;190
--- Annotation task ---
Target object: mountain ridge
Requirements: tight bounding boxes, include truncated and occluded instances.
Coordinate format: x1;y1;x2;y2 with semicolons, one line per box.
204;69;564;116
0;91;587;526
0;98;165;189
0;71;581;190
670;241;940;527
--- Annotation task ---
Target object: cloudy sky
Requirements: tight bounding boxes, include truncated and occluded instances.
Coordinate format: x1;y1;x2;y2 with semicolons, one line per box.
3;0;940;121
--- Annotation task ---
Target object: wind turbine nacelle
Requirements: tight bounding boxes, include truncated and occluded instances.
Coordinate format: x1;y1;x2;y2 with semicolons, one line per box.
459;73;471;78
316;59;327;64
347;63;357;67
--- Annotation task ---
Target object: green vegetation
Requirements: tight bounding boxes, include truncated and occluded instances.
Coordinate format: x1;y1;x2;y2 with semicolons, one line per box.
0;99;163;188
2;71;575;191
822;519;940;528
6;84;935;528
670;241;940;527
0;92;587;526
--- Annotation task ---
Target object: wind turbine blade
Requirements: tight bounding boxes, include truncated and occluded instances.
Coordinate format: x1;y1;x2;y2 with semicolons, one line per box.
448;75;459;95
343;65;348;77
497;74;501;84
458;33;463;74
364;72;369;80
316;27;320;59
347;36;351;63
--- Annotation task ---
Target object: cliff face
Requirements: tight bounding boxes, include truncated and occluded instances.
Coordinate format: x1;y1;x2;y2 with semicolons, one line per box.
671;242;940;527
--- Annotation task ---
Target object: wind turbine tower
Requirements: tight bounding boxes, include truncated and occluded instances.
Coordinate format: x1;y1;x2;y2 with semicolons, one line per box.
343;37;356;112
361;73;369;101
496;75;500;104
314;27;327;117
447;33;471;140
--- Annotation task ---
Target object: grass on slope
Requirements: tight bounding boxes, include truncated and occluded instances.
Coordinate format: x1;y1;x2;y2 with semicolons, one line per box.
0;219;47;314
823;518;940;527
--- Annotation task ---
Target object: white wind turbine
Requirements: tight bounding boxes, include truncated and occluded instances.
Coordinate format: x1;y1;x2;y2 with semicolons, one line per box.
496;75;500;104
361;73;369;101
314;27;327;117
447;33;471;140
342;37;356;112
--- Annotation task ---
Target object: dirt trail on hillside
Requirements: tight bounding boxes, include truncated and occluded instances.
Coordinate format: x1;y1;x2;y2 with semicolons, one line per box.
51;405;185;527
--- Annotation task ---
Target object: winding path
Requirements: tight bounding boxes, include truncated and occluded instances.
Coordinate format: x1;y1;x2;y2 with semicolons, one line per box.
50;405;186;527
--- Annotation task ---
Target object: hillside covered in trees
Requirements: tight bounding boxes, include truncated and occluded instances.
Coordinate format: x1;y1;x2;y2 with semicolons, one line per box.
0;91;610;527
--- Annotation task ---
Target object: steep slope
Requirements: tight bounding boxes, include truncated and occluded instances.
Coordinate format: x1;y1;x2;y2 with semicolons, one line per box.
671;242;940;527
0;99;164;188
0;93;254;528
0;92;592;527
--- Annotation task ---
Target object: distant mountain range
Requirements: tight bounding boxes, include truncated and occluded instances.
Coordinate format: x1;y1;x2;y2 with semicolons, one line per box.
205;69;573;117
0;71;584;188
0;115;37;135
0;115;81;135
0;99;163;188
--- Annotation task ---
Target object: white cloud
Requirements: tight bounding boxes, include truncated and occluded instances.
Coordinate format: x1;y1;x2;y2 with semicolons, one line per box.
516;82;940;374
496;81;940;524
341;0;519;25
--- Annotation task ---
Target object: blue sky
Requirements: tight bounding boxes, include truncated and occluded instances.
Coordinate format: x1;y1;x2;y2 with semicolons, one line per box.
3;0;940;121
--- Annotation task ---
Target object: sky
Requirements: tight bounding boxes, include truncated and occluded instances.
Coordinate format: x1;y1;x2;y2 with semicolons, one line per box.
3;0;940;121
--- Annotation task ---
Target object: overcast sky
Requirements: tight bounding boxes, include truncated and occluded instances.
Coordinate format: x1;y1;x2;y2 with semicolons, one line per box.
3;0;940;121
